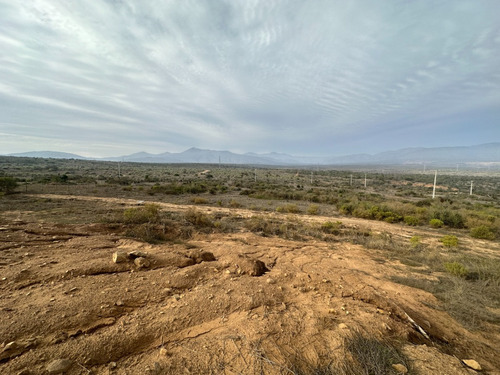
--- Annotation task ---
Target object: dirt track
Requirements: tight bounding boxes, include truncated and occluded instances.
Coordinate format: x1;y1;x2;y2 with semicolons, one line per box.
1;194;499;374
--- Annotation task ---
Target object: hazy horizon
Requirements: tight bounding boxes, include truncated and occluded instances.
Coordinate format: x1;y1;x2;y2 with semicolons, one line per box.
1;1;499;157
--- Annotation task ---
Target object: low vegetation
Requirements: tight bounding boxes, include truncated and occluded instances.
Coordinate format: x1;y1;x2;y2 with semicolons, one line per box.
1;156;499;372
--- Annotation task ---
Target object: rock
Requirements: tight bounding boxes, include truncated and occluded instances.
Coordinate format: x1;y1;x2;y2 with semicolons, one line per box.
392;363;408;373
462;359;481;371
177;257;196;268
266;277;276;284
187;250;216;263
134;257;150;268
112;251;129;264
129;250;148;259
198;251;216;262
1;339;37;361
46;358;73;374
159;347;169;356
338;323;348;329
109;361;117;369
236;257;269;276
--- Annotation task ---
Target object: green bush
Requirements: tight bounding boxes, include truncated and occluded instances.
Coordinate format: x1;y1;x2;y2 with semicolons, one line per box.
429;218;444;228
470;225;496;240
441;235;458;248
404;216;419;226
444;262;468;278
409;235;421;249
0;177;18;194
431;209;465;228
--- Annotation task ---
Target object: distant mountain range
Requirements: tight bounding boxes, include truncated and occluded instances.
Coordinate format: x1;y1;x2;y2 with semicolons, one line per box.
6;143;500;166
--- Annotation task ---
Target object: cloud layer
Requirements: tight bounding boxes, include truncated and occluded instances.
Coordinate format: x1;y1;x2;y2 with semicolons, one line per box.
1;0;499;156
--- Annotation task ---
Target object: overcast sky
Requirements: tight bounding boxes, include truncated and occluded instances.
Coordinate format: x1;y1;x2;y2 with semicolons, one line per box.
1;1;499;157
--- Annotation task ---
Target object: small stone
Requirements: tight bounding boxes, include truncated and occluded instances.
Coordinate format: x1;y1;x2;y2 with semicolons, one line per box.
338;323;348;329
109;361;117;369
391;363;408;374
112;251;129;264
115;300;124;306
134;257;150;269
159;347;169;356
328;309;336;314
266;278;276;284
462;359;481;371
46;358;73;374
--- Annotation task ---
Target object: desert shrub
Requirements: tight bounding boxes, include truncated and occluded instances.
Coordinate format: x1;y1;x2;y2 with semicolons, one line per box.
321;221;343;235
470;225;496;240
429;218;443;228
339;203;355;215
229;199;242;208
191;197;208;204
441;235;458;248
0;177;18;194
307;204;319;215
184;209;213;228
431;209;465;228
404;216;419;226
444;262;468;278
276;204;301;214
344;331;412;375
409;235;421;249
123;204;161;224
415;198;433;207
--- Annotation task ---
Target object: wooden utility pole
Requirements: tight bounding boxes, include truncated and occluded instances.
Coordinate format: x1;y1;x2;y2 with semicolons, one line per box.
432;170;437;199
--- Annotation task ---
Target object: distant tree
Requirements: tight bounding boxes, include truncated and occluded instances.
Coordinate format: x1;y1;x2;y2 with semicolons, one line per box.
0;177;18;194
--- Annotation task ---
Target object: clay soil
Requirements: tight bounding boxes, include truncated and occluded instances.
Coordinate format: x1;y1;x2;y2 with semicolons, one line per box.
1;193;499;374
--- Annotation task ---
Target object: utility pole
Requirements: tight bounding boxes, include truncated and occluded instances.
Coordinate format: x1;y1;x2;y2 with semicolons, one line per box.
470;180;473;196
254;169;257;182
432;170;437;199
310;171;313;184
364;173;367;188
118;162;121;178
350;174;353;186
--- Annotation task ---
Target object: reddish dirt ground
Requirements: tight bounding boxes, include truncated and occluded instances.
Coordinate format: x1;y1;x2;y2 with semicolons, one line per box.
1;194;499;374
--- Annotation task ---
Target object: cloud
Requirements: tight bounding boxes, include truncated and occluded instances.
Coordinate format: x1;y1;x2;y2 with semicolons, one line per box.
0;0;499;156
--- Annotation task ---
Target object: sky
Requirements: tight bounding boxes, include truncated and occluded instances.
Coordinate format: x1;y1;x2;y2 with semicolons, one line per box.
1;0;499;158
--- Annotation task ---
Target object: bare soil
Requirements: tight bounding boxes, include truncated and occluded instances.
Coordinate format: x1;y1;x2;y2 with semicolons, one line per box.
1;194;499;374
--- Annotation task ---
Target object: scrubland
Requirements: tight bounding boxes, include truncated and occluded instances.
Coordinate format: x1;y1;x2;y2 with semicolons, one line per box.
1;157;499;374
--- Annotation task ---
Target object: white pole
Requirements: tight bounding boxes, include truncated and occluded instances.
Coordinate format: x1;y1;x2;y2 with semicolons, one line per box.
432;170;437;199
254;169;257;182
310;171;313;184
350;174;353;186
470;180;473;196
364;173;367;188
